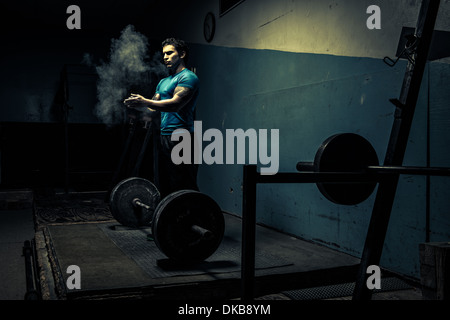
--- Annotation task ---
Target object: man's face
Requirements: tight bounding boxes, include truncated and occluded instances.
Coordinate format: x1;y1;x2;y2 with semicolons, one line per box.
163;45;184;73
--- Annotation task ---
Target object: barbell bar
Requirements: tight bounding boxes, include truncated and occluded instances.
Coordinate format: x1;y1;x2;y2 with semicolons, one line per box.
297;164;450;177
366;165;450;176
110;177;160;227
109;177;225;263
296;133;450;205
127;189;217;240
128;197;215;243
297;163;450;177
152;189;225;263
132;198;152;210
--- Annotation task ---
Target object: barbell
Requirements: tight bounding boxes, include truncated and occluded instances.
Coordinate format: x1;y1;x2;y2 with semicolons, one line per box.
297;133;450;205
109;177;225;264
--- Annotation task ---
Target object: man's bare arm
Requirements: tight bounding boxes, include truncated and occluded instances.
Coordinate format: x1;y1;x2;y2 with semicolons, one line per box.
124;87;194;113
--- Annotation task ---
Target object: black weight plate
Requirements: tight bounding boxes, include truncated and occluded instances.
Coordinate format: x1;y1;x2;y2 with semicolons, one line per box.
110;177;160;227
315;133;379;205
152;190;225;263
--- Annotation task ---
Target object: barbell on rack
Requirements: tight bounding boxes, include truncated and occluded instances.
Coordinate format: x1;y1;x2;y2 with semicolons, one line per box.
109;177;225;264
296;133;450;205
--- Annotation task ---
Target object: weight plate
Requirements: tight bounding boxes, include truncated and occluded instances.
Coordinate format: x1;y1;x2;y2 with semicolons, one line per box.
152;190;225;263
110;177;160;227
315;133;379;205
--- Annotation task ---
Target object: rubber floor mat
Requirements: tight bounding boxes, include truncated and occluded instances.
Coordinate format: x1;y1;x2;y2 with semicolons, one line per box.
283;277;413;300
97;222;293;278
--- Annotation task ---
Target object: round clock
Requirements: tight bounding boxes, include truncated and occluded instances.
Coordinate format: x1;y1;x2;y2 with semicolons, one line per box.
203;12;216;43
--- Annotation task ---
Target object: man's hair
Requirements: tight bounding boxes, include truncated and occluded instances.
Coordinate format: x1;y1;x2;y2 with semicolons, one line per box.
162;38;190;64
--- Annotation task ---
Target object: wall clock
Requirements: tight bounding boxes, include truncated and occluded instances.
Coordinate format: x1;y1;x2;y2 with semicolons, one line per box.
203;12;216;43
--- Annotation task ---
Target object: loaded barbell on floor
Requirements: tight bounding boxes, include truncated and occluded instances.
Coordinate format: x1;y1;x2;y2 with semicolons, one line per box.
109;177;225;263
296;133;450;205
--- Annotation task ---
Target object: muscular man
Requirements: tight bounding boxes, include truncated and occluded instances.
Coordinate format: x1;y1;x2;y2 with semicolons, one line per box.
124;38;199;197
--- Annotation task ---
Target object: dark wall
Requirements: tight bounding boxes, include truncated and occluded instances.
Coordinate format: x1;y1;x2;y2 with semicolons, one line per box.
0;2;168;191
0;123;116;190
0;121;158;192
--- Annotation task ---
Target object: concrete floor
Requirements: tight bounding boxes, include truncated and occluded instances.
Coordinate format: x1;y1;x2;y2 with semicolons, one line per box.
0;189;427;301
0;207;35;300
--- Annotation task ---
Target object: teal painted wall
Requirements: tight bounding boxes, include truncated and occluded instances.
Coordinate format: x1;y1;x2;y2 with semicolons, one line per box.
188;43;450;279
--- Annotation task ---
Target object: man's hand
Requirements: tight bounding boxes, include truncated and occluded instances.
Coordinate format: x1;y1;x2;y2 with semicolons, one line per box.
124;93;146;106
123;94;156;112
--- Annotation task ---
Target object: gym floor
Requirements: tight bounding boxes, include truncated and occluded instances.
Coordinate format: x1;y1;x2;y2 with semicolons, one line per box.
0;194;35;300
0;189;424;301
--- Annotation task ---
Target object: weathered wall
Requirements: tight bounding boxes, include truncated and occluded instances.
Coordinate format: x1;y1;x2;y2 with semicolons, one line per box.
167;0;450;279
171;0;450;60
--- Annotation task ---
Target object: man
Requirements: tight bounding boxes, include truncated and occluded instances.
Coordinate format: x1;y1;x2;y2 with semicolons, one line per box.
124;38;199;197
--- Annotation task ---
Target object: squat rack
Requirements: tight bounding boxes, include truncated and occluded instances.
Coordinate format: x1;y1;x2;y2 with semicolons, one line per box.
240;0;442;301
